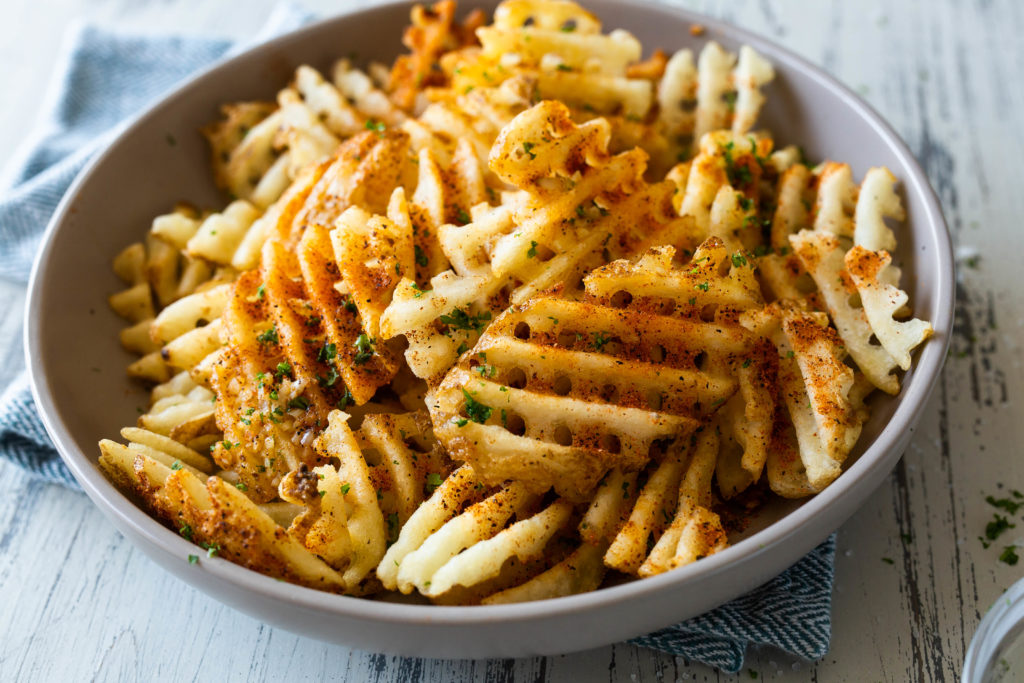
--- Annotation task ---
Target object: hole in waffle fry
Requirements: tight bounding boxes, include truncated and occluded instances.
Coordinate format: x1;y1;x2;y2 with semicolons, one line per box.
552;374;572;395
650;344;666;363
514;322;531;340
699;304;717;322
693;351;708;370
646;390;663;410
553;425;573;446
600;383;620;403
556;330;578;347
507;367;528;389
506;412;527;436
609;290;633;308
600;434;622;454
601;339;623;355
653;298;676;316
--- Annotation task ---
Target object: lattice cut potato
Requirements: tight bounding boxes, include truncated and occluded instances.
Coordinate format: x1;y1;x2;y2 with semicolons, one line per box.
740;301;868;491
98;0;936;604
656;41;774;164
379;465;584;604
845;246;933;370
634;427;728;576
584;238;763;317
98;432;347;591
789;229;900;394
430;296;753;500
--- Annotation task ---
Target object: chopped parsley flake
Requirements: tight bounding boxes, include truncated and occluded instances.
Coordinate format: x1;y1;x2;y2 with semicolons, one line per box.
317;342;337;363
170;460;183;471
275;361;293;379
456;418;469;427
742;358;752;368
235;482;248;491
256;284;265;300
440;307;491;333
881;557;894;565
522;141;536;159
341;295;358;313
353;334;375;365
387;513;400;544
695;281;710;292
987;495;1024;515
731;252;748;268
364;119;386;137
461;388;493;424
257;326;279;345
591;331;612;351
317;366;339;387
337;389;354;409
456;208;471;224
986;514;1016;541
526;240;538;258
722;140;754;186
1000;546;1020;566
426;472;443;493
341;483;351;495
188;554;199;565
179;523;193;540
414;245;429;267
287;396;310;411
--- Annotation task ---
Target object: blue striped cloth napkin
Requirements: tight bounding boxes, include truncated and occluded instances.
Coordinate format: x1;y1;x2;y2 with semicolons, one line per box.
0;5;836;672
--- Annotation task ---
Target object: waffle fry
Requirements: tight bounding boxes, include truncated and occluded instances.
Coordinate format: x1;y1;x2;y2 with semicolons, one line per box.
430;296;750;499
99;0;933;603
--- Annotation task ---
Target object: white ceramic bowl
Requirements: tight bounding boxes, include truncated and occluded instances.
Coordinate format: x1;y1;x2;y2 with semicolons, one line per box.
25;0;954;658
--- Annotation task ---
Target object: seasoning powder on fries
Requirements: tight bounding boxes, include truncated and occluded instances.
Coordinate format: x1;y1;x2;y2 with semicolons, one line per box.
99;0;931;603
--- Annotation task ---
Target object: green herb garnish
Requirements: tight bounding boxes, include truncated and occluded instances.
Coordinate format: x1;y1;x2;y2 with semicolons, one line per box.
353;334;375;365
461;388;493;424
439;307;491;333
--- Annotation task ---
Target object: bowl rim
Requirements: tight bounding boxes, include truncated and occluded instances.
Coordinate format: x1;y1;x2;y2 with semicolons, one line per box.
25;0;955;628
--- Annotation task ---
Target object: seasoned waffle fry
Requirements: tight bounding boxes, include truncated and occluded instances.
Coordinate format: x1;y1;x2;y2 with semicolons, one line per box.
638;427;726;575
98;434;347;590
845;246;932;370
99;0;933;602
790;230;900;394
430;296;749;499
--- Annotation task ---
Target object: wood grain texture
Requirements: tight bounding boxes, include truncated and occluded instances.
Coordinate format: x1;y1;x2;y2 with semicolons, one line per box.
2;0;1021;680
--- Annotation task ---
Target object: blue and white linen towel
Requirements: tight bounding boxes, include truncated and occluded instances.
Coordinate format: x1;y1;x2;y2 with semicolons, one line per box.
0;6;836;673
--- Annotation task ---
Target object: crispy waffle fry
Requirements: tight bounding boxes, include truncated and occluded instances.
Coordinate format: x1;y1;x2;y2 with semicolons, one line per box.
790;230;900;394
100;0;933;601
430;296;750;499
637;427;726;575
845;246;933;370
98;433;347;590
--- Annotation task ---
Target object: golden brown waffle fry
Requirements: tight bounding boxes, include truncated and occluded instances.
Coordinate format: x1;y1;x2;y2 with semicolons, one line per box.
98;433;347;590
388;0;485;111
99;0;934;602
430;296;751;499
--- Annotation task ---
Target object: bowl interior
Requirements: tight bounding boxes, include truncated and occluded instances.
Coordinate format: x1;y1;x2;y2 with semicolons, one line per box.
26;0;953;652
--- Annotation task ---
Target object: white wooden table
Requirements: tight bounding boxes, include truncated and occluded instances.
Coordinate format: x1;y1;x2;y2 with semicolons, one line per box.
1;0;1020;680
